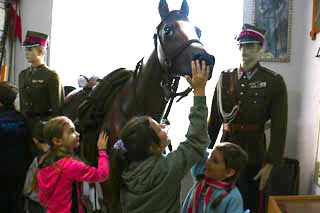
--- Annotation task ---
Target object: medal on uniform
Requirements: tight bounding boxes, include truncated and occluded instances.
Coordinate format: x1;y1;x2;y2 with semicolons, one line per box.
249;81;267;88
32;80;44;83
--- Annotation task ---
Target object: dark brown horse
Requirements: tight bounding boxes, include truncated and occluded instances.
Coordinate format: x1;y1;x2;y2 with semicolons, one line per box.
63;0;214;212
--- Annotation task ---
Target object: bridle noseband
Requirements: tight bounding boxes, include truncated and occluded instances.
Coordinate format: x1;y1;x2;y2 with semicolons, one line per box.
153;12;202;101
153;12;204;152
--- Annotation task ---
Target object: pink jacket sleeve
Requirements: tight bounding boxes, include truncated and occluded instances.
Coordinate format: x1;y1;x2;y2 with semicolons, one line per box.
68;150;109;183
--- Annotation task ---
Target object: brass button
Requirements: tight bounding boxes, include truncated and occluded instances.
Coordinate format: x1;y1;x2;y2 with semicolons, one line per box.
240;92;244;95
241;84;245;87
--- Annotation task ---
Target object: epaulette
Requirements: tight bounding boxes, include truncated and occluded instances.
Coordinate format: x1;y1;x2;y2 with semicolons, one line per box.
261;66;280;77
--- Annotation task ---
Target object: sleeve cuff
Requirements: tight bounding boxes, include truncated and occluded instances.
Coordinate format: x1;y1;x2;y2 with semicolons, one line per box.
194;96;206;106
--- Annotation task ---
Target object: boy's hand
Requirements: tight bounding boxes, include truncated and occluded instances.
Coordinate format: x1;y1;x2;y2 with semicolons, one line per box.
97;131;108;150
184;60;210;96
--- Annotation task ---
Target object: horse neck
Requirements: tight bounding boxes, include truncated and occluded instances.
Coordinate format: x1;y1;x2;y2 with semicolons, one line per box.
135;50;167;121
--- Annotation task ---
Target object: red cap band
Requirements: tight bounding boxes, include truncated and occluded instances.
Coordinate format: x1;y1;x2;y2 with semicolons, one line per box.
238;30;264;45
25;36;48;47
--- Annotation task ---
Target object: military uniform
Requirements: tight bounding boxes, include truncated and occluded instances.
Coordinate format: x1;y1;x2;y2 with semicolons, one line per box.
208;63;287;165
208;24;288;212
19;64;64;125
19;31;64;140
208;64;287;212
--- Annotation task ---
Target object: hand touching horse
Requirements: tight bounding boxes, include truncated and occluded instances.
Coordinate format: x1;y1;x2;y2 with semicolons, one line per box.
63;0;215;212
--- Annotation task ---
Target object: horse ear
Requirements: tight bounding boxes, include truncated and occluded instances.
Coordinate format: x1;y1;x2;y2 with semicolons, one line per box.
159;0;169;20
180;0;189;17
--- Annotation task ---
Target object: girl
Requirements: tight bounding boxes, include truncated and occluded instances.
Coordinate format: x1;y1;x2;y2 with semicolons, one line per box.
36;116;109;213
181;142;249;213
114;60;211;212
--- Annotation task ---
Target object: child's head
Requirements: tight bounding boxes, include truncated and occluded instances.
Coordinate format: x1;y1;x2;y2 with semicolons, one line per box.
117;115;169;162
0;81;18;108
32;121;49;153
43;116;80;153
205;142;248;182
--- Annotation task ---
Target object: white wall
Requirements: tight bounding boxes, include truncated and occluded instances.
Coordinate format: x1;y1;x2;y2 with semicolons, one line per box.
11;0;53;84
14;0;320;195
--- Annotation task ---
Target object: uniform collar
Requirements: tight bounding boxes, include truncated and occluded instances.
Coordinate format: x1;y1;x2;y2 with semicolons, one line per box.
238;63;259;80
30;64;46;72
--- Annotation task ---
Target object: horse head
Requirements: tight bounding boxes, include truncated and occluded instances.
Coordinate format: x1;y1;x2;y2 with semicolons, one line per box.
155;0;215;81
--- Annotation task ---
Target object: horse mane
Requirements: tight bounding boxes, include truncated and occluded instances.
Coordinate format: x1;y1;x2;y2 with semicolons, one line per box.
78;68;134;132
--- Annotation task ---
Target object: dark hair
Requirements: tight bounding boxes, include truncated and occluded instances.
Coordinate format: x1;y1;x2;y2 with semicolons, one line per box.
215;142;248;180
113;116;160;172
121;116;160;162
197;142;248;210
110;116;160;201
32;121;46;142
0;81;18;107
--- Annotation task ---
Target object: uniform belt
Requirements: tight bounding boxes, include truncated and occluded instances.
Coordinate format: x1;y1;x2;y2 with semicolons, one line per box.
223;123;265;132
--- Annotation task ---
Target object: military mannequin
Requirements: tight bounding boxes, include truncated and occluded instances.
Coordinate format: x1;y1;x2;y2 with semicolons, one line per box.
19;31;64;151
208;24;288;212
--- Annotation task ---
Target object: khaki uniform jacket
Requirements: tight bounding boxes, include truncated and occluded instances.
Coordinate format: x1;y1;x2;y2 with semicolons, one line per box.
19;64;64;127
208;63;287;165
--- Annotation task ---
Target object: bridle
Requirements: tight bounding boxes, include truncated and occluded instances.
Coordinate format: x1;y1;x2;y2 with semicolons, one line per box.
153;11;203;150
153;11;203;102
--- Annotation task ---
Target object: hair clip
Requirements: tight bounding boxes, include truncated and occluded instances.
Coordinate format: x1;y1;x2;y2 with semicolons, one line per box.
113;139;127;154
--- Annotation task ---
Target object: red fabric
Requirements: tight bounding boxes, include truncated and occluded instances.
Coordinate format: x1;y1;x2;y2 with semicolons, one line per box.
25;35;48;47
9;4;22;43
259;161;265;213
187;178;231;213
238;30;264;46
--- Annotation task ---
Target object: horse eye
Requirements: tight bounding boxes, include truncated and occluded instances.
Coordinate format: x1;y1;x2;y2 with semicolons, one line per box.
195;26;202;38
163;25;174;36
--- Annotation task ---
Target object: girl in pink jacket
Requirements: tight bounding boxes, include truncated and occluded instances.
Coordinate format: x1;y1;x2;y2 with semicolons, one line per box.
36;116;109;213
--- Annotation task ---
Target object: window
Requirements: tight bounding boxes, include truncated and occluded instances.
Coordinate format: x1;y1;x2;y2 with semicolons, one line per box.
51;0;243;148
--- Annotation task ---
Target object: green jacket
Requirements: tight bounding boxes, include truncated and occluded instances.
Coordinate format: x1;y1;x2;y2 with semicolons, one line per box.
19;64;64;121
208;63;288;165
120;96;209;213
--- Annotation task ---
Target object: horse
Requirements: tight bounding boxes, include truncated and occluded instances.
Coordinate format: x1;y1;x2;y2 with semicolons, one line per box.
63;0;215;212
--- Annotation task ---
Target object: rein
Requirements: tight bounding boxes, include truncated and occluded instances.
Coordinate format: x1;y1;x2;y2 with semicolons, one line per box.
152;13;201;151
131;12;202;151
153;12;202;101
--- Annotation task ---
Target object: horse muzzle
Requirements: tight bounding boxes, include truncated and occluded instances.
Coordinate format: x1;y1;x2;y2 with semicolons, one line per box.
190;52;215;80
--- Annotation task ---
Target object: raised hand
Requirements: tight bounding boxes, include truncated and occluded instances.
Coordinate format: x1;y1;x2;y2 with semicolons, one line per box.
184;60;210;96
